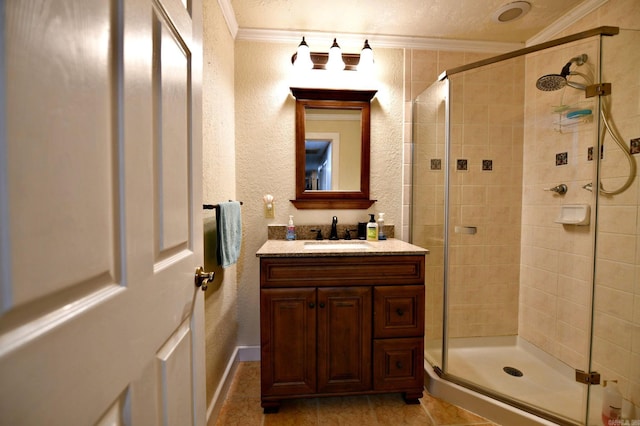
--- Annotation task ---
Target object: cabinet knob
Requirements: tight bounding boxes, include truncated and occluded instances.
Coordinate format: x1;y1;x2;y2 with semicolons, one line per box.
309;302;315;309
396;361;403;369
319;302;325;308
396;308;404;316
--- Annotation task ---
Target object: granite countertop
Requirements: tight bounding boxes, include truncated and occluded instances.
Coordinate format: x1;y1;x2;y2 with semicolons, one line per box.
256;238;429;257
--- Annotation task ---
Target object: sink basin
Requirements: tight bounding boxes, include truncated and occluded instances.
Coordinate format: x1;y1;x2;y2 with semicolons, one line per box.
303;241;372;250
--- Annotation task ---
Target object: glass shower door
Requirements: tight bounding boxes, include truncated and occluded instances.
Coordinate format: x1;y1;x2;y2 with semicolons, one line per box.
413;35;608;423
412;78;448;372
587;28;640;426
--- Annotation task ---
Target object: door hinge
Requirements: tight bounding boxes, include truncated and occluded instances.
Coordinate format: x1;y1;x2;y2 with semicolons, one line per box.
585;83;612;98
575;370;601;385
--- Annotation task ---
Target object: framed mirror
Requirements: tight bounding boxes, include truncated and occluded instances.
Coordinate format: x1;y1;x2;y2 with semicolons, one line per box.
290;88;377;209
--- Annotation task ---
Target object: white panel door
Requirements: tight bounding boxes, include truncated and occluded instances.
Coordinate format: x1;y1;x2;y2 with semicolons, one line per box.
0;0;205;424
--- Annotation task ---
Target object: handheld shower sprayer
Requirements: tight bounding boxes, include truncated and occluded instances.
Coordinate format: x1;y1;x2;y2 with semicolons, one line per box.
536;54;588;91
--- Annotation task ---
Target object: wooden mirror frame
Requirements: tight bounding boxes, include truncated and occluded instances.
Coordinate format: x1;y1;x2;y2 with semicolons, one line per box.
290;87;377;209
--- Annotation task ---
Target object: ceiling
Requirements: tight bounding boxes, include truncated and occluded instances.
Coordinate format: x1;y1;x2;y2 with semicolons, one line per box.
229;0;601;50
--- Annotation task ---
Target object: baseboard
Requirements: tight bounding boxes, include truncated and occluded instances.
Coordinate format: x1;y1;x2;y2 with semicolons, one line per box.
205;346;260;425
237;345;260;362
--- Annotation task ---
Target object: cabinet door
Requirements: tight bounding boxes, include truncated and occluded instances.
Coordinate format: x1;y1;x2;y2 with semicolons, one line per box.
317;287;372;393
260;288;316;396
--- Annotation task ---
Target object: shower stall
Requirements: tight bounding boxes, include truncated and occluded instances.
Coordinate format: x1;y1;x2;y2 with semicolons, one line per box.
412;27;640;425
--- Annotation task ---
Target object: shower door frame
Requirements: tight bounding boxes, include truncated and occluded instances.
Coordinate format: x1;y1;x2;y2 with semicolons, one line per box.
420;26;620;426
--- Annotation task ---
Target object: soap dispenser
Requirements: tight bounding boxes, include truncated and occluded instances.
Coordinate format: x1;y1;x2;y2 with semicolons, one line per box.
286;215;296;240
366;214;378;241
377;212;386;240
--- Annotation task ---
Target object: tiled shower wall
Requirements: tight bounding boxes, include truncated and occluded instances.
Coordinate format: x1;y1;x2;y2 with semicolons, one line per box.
446;59;524;338
408;51;525;341
520;38;600;371
522;29;640;407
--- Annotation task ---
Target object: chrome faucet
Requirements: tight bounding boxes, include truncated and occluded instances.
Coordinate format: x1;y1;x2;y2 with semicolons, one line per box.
329;216;339;240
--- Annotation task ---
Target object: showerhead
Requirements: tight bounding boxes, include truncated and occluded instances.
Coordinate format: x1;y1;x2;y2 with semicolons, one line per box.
536;74;567;91
536;54;588;92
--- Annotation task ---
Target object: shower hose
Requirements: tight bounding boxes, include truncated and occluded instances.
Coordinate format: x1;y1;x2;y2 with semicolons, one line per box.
596;100;636;195
563;74;636;195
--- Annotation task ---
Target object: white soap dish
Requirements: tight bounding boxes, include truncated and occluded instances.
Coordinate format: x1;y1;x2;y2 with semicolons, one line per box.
555;204;590;225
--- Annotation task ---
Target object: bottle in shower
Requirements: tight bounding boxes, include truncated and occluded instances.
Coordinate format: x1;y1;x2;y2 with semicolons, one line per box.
601;380;622;426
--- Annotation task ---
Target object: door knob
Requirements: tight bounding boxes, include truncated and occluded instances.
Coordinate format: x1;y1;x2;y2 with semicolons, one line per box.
195;266;214;291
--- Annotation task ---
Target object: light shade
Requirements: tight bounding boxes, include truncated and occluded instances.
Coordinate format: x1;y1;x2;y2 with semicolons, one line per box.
326;38;345;72
293;37;313;70
357;39;374;72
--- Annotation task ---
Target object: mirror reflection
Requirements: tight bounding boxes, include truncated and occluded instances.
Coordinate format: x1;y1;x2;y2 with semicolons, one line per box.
291;87;376;209
304;108;361;191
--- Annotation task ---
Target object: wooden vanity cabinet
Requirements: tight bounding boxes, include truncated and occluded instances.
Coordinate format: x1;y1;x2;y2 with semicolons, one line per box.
259;255;425;412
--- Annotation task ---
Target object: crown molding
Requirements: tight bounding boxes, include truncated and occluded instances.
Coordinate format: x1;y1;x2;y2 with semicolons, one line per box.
217;0;238;39
526;0;608;46
236;28;523;54
220;0;607;52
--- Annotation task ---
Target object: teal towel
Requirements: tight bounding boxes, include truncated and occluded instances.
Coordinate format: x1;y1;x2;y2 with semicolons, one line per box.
216;201;242;268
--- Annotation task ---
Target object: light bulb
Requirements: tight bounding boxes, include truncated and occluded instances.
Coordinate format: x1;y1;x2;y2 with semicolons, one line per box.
293;37;313;70
326;38;345;72
357;39;374;73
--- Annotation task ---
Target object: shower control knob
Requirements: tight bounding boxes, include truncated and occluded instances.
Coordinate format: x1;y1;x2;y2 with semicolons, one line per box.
544;184;567;195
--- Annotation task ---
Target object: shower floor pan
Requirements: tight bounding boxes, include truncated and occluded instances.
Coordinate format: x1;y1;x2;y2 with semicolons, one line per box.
425;336;585;425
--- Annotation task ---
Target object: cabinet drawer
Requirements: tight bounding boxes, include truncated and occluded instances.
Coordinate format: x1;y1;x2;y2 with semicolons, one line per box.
260;256;425;288
373;338;424;391
373;286;424;338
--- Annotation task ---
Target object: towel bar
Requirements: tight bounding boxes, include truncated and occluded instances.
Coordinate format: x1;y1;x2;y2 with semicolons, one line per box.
203;201;243;209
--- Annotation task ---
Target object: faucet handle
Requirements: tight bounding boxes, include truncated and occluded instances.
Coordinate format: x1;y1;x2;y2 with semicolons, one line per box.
544;183;567;195
344;229;354;240
310;229;323;240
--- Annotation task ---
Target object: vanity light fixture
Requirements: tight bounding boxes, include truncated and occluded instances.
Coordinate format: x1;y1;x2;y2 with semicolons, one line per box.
292;37;374;72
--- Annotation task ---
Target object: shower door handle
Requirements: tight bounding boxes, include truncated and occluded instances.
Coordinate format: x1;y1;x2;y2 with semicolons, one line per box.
454;226;477;235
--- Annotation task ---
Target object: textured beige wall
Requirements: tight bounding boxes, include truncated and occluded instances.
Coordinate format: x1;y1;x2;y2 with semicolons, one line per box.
234;41;404;346
202;0;238;407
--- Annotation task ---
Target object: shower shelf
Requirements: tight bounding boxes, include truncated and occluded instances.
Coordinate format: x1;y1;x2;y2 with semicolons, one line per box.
553;103;594;132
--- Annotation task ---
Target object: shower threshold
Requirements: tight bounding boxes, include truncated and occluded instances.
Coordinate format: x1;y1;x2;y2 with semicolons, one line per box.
424;336;585;425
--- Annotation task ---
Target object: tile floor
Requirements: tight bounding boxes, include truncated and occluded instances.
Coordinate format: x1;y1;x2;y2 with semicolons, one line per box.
213;361;499;425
